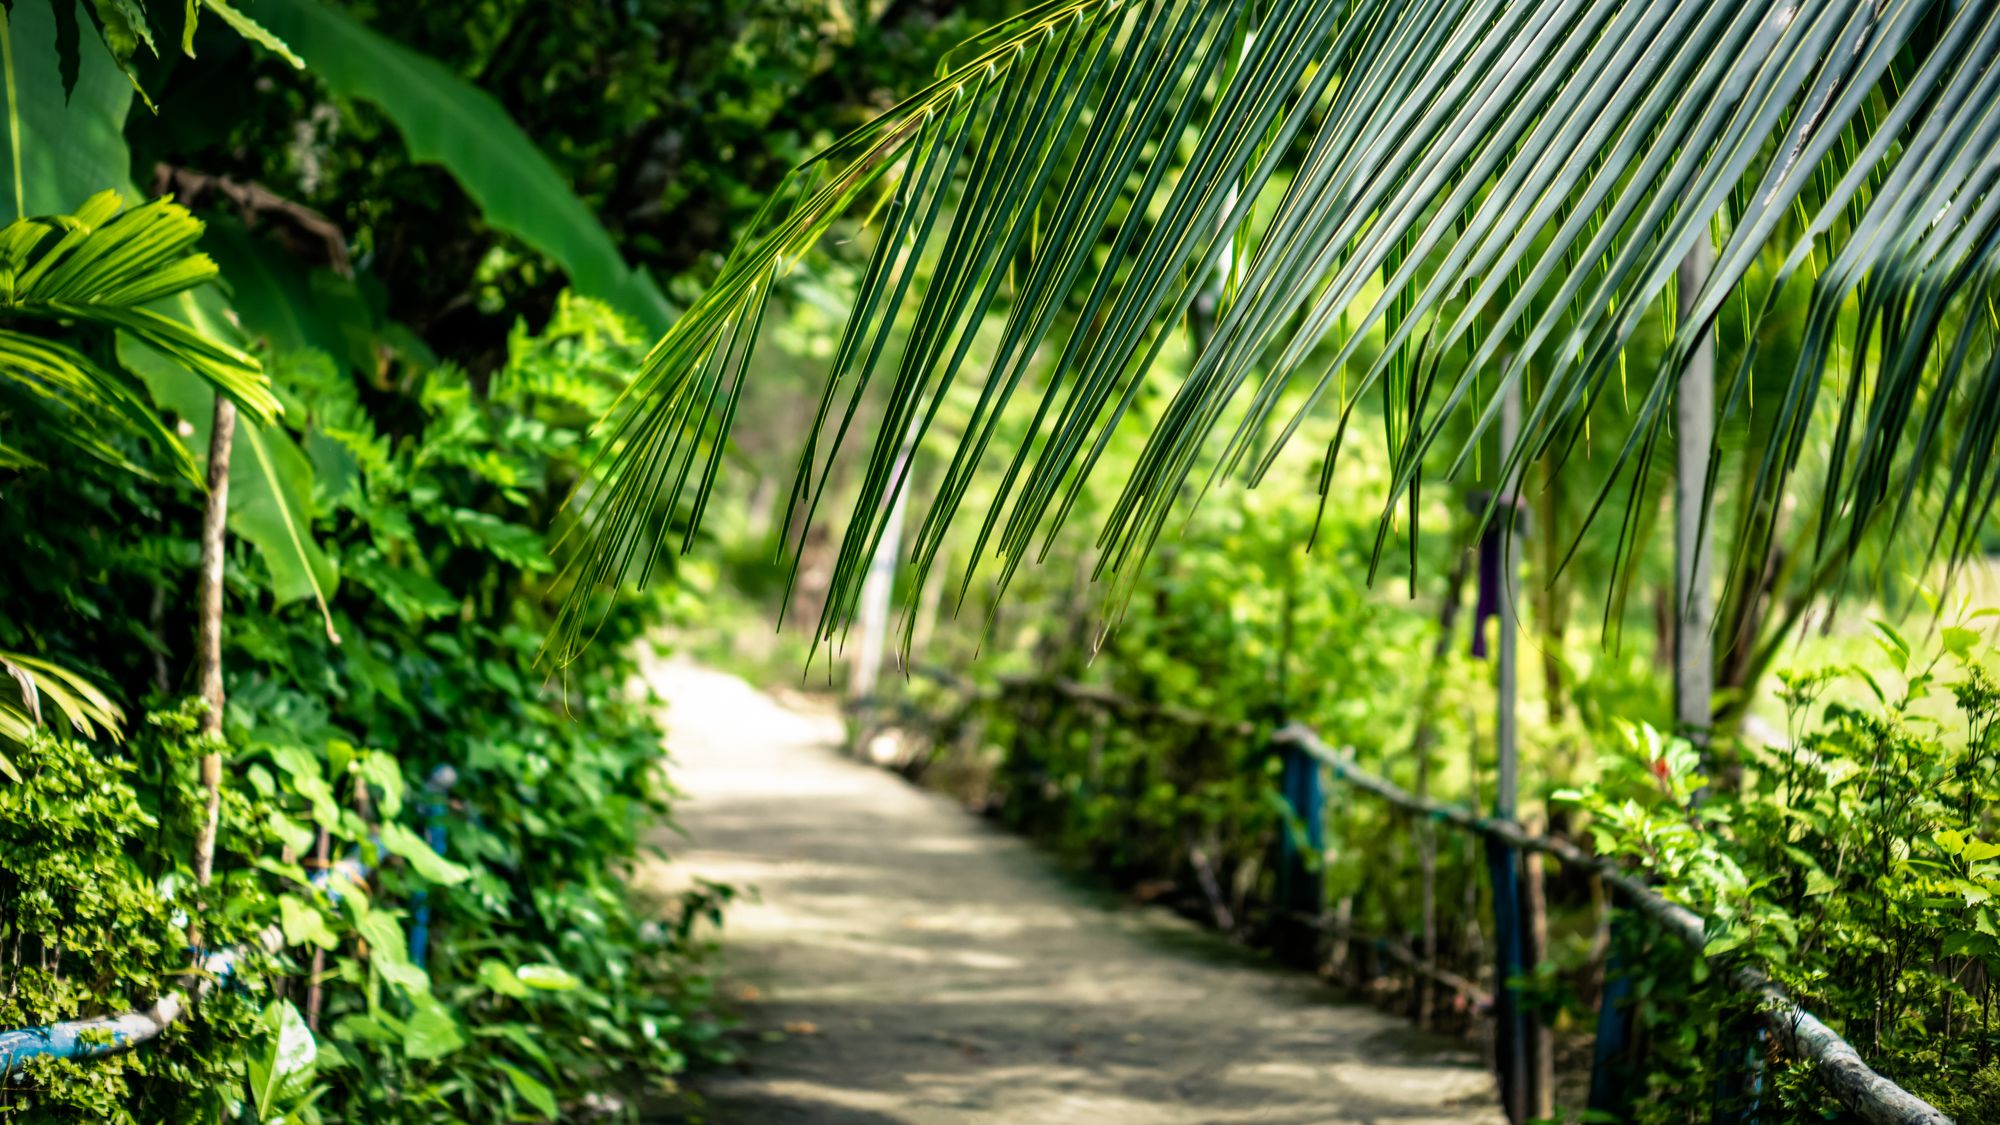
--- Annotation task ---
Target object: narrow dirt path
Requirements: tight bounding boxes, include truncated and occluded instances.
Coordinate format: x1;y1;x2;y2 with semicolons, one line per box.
645;659;1503;1124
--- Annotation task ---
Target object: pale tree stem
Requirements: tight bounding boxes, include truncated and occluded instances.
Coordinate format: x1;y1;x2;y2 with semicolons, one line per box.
851;423;916;700
192;395;237;897
1675;237;1715;740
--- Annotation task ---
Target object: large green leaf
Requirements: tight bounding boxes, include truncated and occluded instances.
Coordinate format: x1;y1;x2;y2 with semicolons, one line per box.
246;999;318;1123
0;1;136;223
254;0;671;332
199;214;376;372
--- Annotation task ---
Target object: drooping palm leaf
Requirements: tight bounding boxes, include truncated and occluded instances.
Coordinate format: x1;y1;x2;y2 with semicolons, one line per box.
0;188;279;480
0;649;126;778
0;326;193;480
0;188;278;419
560;0;2000;665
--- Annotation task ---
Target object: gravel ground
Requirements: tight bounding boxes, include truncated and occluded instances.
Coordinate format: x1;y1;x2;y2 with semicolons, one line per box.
639;658;1504;1125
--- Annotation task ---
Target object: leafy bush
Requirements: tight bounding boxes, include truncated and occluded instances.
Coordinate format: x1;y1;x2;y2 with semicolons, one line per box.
0;294;723;1121
1557;617;2000;1122
0;710;262;1124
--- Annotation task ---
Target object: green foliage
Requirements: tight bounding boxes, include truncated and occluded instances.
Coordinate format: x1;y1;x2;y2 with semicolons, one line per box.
1556;618;2000;1122
227;295;726;1121
0;708;264;1124
249;0;671;330
911;478;1482;909
0;294;725;1121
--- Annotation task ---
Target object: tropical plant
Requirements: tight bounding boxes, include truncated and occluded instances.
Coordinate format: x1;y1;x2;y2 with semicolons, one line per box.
1556;617;2000;1121
0;291;729;1121
565;0;2000;666
0;190;275;476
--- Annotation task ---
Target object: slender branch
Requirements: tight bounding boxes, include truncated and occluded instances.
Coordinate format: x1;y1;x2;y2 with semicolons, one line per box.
191;396;237;898
304;824;330;1031
152;165;353;277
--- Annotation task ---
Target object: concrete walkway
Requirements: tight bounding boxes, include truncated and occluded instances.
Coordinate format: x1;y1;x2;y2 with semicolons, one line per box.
645;659;1502;1124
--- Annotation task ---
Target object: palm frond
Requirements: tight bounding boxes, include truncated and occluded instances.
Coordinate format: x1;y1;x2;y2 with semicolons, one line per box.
560;0;2000;664
0;650;126;780
0;188;279;431
0;327;198;481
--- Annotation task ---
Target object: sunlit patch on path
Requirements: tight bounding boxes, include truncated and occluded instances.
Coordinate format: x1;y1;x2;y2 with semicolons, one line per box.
642;659;1502;1124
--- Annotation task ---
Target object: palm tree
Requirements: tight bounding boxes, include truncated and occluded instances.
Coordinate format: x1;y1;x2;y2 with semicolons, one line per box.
559;0;2000;664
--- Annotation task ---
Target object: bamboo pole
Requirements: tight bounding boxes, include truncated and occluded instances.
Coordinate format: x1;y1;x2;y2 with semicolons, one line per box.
1491;378;1531;1124
1675;236;1716;742
850;478;907;699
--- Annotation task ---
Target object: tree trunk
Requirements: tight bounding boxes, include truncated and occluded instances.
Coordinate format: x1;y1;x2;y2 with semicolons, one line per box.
191;395;237;933
851;434;914;699
1675;237;1715;741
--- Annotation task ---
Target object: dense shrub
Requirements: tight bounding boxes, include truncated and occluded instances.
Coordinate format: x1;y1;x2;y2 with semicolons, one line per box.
1561;623;2000;1121
0;295;723;1121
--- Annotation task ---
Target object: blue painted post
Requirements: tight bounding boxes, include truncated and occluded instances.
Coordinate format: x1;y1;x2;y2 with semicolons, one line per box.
407;766;457;970
1485;836;1529;1122
1712;1015;1767;1124
1275;737;1326;968
1588;905;1636;1115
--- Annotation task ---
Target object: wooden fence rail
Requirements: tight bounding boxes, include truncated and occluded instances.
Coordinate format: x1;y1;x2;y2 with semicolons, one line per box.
872;668;1952;1125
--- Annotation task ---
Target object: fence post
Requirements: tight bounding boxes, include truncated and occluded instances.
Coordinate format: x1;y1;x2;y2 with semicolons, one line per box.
407;765;456;970
1483;379;1535;1124
1275;736;1325;969
1588;889;1637;1116
1485;836;1528;1123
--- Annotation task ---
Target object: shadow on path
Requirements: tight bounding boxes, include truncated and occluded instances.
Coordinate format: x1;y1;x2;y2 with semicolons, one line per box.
637;659;1503;1124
